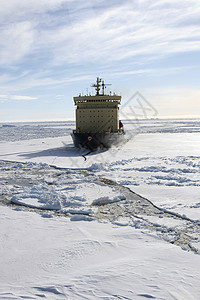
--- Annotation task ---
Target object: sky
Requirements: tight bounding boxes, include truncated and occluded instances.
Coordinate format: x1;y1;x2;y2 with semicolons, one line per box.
0;0;200;122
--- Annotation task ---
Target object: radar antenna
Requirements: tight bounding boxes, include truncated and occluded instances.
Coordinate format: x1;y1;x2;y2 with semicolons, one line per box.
101;80;112;95
91;77;112;95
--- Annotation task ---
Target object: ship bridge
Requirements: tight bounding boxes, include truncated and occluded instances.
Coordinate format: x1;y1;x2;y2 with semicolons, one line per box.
74;95;121;105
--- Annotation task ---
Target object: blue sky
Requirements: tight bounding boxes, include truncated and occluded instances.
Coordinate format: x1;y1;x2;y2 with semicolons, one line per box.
0;0;200;122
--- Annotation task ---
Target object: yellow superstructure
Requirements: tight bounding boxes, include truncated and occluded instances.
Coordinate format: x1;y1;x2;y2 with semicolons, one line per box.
74;78;121;133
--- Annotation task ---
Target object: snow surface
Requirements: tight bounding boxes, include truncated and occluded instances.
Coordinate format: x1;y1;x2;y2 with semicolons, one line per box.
0;119;200;299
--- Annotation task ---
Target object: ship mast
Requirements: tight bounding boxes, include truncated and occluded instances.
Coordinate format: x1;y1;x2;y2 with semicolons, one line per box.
91;77;102;95
91;77;112;95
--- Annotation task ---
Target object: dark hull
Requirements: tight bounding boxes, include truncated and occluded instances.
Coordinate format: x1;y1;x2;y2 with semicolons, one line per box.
71;132;125;151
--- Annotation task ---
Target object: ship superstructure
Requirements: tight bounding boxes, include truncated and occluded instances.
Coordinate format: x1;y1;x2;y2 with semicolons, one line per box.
71;77;125;150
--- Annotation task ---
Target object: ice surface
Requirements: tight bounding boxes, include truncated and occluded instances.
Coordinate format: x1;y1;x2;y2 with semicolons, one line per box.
0;206;200;299
0;119;200;299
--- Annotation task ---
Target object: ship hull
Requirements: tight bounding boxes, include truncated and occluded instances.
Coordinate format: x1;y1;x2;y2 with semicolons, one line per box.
71;132;125;151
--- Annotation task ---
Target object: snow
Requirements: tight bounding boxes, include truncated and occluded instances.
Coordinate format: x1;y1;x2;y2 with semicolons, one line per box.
1;206;200;299
0;119;200;299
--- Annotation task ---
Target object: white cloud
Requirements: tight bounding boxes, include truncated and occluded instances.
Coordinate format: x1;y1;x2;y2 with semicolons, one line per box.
0;71;93;95
11;95;38;101
1;0;200;67
0;0;200;106
0;21;35;65
0;0;68;18
56;94;65;98
34;0;200;65
0;95;38;101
